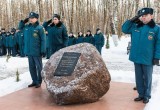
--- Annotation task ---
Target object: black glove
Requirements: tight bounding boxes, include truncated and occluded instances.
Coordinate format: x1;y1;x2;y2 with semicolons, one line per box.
153;58;160;66
135;19;141;24
41;52;46;57
63;45;67;48
23;18;29;24
130;16;140;23
47;19;52;24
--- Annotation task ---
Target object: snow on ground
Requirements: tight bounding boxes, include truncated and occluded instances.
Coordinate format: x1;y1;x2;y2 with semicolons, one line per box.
0;72;31;97
0;36;160;110
0;57;29;80
0;57;48;96
144;74;160;110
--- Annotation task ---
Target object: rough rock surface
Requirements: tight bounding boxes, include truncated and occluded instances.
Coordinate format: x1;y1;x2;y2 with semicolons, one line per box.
42;43;111;105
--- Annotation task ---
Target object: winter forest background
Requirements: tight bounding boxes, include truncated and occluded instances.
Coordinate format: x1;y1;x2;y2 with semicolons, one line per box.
0;0;160;37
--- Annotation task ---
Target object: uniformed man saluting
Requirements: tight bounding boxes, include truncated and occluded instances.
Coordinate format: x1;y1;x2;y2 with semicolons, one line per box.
19;12;46;88
43;14;68;58
122;8;160;104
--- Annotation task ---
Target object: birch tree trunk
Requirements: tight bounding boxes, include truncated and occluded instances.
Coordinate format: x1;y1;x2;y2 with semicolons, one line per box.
0;0;159;36
53;0;60;14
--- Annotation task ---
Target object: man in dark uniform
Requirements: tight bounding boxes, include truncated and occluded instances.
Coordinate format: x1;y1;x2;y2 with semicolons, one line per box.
43;14;68;58
84;30;94;45
19;12;46;88
9;29;17;57
76;32;84;44
94;28;105;55
0;31;3;56
1;28;7;55
122;8;160;103
68;32;76;46
15;29;25;57
5;32;11;56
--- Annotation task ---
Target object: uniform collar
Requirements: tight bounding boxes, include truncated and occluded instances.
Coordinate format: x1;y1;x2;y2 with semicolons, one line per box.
137;19;156;28
69;35;74;38
50;21;63;27
86;34;92;37
1;32;6;35
96;32;102;35
29;21;39;27
78;35;84;37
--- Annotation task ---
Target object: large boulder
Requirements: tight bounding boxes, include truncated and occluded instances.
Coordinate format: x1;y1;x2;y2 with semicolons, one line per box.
42;43;111;105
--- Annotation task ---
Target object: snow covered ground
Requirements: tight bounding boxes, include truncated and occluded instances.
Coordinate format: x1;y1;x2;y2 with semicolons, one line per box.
0;57;29;80
0;57;48;97
102;36;160;110
0;72;31;96
0;36;160;110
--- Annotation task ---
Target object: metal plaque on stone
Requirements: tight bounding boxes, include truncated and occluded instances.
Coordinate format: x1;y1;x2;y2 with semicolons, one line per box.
54;52;81;76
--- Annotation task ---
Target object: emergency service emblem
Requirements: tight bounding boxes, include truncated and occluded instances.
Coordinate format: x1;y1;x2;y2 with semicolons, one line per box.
43;28;45;33
33;33;38;38
148;35;153;40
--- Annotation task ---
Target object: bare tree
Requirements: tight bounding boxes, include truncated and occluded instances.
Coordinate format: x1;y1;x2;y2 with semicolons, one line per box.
0;0;159;37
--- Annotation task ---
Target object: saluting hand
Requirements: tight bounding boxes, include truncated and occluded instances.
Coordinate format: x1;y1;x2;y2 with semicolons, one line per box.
47;19;52;24
130;16;140;23
153;58;160;66
24;18;29;24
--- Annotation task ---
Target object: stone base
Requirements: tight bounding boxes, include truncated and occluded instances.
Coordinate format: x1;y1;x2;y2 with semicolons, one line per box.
0;82;145;110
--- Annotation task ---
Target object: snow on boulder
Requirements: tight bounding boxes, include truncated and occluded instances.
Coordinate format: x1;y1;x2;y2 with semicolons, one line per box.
42;43;111;105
